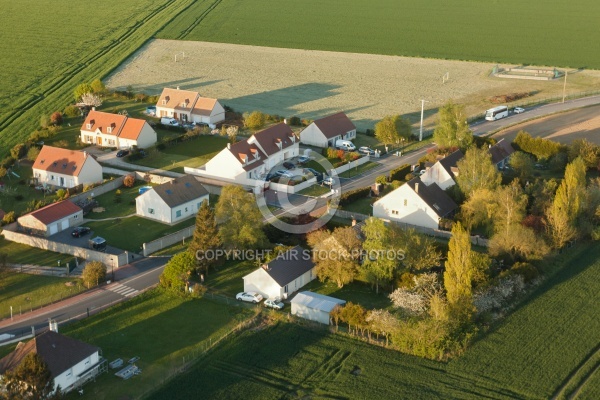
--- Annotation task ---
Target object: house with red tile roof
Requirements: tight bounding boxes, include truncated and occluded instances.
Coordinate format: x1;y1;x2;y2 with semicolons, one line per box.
155;87;225;128
300;112;356;148
80;110;157;149
33;146;102;189
203;123;299;184
17;200;83;236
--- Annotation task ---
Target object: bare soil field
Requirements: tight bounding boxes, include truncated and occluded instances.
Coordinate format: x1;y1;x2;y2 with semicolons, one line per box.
106;40;600;131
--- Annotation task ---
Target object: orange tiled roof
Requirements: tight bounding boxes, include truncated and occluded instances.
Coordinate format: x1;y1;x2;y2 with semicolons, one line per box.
81;110;146;140
33;146;90;177
192;97;218;116
157;88;199;111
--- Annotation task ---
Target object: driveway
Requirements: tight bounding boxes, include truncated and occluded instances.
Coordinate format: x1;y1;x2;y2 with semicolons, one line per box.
49;229;124;256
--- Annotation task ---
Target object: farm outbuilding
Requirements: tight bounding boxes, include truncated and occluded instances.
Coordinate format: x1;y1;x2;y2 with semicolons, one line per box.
291;291;346;325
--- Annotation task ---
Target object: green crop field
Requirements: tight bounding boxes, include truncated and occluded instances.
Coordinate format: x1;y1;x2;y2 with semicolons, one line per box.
158;0;600;70
0;0;196;154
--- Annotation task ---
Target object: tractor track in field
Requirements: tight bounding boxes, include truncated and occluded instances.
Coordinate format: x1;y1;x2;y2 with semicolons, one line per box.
176;0;224;40
551;342;600;400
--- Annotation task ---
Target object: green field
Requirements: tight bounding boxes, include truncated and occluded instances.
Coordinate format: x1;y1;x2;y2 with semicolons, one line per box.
157;0;600;69
0;0;195;153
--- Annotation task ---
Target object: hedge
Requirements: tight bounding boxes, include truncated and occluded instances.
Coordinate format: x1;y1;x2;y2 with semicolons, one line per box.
389;164;412;182
339;186;372;207
513;131;565;160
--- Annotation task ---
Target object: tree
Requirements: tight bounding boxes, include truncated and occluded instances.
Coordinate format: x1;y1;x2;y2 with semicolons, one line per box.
50;112;63;126
243;111;266;130
159;252;195;293
188;200;221;277
123;174;135;188
374;115;411;146
80;93;102;107
74;83;93;101
226;125;239;144
456;146;501;198
0;253;10;288
432;101;473;149
494;179;528;235
390;226;441;271
82;261;107;288
509;151;534;181
361;218;396;294
366;309;398;346
489;225;549;262
545;203;577;249
443;223;473;309
568;138;599;168
26;146;40;161
460;188;495;233
3;353;58;399
307;226;361;288
215;185;267;249
90;78;106;94
40;114;50;129
552;157;587;227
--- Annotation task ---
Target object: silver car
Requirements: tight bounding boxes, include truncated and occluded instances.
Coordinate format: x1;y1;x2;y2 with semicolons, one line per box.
264;299;284;310
236;292;263;303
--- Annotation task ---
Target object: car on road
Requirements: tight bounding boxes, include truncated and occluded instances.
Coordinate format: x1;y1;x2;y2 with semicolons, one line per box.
71;227;91;238
116;150;130;158
236;292;263;303
297;156;310;164
304;168;323;182
323;176;335;186
264;298;284;310
283;161;296;170
358;146;375;156
513;107;525;114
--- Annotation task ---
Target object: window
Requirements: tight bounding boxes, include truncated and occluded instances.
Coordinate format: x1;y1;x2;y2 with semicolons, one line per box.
66;369;72;378
185;207;188;213
392;210;399;215
176;210;182;218
148;208;154;214
107;127;112;134
85;357;91;365
162;100;167;105
403;199;407;206
86;123;91;129
74;214;78;219
51;175;55;180
284;285;288;293
197;202;201;209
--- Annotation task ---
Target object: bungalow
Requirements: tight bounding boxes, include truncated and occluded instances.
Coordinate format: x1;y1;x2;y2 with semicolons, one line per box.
291;291;346;325
80;110;157;149
372;177;457;230
155;87;225;127
299;112;356;148
18;200;83;237
203;123;299;183
33;146;102;189
0;330;103;395
136;175;209;224
488;139;515;170
242;246;316;300
420;149;463;190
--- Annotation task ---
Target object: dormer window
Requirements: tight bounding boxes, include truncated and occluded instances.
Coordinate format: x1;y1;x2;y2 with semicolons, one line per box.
106;126;112;133
162;100;167;105
86;123;91;129
290;135;296;142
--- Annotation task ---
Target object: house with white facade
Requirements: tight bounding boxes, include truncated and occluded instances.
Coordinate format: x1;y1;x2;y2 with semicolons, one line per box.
136;175;209;224
242;246;316;300
17;200;83;237
155;87;225;127
291;291;346;325
0;330;103;395
488;139;515;170
33;146;102;189
300;112;356;148
202;122;299;184
420;150;463;190
373;177;457;230
80;110;157;149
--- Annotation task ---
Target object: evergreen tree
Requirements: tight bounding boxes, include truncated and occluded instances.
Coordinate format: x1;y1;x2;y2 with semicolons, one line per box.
188;200;221;277
3;353;59;399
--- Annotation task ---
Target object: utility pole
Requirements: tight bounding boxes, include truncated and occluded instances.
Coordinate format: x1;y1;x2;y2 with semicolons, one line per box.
562;70;568;103
419;99;429;141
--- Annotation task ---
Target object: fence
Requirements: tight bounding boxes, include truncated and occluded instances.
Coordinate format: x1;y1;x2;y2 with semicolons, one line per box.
268;177;317;194
68;176;125;204
0;283;86;321
142;225;195;256
2;224;129;266
332;155;370;175
133;171;174;185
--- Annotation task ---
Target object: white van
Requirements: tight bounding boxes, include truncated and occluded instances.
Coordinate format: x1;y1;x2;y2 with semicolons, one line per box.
160;117;180;127
335;140;356;152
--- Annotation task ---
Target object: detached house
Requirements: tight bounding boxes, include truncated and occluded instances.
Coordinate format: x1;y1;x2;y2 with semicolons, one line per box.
204;123;299;183
373;177;457;230
420;150;463;190
488;139;515;170
0;330;103;395
300;112;356;148
242;246;316;300
17;200;83;236
136;175;209;224
155;87;225;127
80;110;157;149
33;146;102;189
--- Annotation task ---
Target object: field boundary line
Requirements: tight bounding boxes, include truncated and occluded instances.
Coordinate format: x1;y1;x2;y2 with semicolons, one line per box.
551;341;600;400
177;0;224;40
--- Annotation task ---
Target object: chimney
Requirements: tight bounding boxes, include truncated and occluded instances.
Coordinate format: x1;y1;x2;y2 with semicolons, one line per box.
352;218;357;226
49;319;58;333
262;264;269;271
176;86;180;90
83;151;87;158
283;118;287;125
92;107;96;111
227;143;231;149
415;183;419;193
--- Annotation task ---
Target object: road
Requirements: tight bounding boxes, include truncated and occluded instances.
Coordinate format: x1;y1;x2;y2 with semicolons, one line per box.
0;257;168;339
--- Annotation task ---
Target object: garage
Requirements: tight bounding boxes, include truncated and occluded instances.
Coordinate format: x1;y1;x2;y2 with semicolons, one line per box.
291;291;346;325
17;200;83;237
48;224;58;236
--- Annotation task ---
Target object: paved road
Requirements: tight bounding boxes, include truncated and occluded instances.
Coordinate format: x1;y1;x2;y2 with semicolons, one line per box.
0;257;168;339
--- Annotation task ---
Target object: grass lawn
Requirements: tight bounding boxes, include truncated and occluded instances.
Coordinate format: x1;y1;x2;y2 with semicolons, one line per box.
0;166;60;216
130;135;228;173
0;273;83;321
297;184;331;197
0;238;71;267
150;241;187;256
353;133;384;150
340;197;374;216
302;278;392;310
61;290;254;400
205;259;257;297
84;216;195;253
86;181;149;220
338;161;379;178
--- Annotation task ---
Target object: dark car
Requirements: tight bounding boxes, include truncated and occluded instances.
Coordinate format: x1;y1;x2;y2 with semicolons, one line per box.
283;161;295;170
304;168;323;183
116;150;130;158
71;227;91;238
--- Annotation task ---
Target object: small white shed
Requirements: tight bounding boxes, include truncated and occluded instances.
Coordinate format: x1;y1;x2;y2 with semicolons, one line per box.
291;291;346;325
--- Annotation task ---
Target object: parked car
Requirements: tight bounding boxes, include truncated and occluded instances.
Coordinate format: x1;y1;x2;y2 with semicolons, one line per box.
264;299;284;310
116;150;130;158
160;117;180;127
513;107;525;114
323;176;335;186
304;168;323;182
297;156;310;165
71;227;91;238
89;236;107;252
335;140;356;152
236;292;263;303
358;146;375;156
275;170;294;178
283;161;296;170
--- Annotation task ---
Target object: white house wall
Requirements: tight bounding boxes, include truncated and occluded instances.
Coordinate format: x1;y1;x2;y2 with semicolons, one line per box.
282;269;316;298
77;157;103;186
420;163;455;190
170;195;208;223
136;190;171;223
134;122;157;148
54;351;100;394
204;149;246;180
291;303;330;325
373;184;440;230
300;124;328;148
243;269;281;299
33;157;101;189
